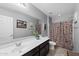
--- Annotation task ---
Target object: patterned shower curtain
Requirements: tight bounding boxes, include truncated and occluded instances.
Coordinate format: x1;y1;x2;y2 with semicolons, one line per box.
50;20;73;50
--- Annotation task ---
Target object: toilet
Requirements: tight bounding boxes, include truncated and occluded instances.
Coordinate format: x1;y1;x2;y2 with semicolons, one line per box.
49;41;56;50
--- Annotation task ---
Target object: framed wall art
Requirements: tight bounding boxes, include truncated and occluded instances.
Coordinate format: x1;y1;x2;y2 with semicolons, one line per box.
17;20;27;29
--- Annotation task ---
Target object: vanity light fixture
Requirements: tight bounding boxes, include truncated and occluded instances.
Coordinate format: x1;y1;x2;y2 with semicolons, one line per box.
16;3;26;8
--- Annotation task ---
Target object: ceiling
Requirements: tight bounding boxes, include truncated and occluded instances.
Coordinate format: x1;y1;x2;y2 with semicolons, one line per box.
0;3;30;15
32;3;77;16
0;3;77;18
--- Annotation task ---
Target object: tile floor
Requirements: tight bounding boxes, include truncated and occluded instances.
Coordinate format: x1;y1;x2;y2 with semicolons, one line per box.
47;47;67;56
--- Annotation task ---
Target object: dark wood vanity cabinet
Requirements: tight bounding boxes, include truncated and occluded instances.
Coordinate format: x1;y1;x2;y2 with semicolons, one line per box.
40;41;49;56
22;40;49;56
22;46;40;56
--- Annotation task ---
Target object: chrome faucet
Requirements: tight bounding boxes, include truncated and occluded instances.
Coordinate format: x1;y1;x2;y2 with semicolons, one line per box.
15;41;22;47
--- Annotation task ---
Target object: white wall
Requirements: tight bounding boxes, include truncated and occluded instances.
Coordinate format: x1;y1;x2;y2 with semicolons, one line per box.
51;13;74;23
73;4;79;51
26;4;47;22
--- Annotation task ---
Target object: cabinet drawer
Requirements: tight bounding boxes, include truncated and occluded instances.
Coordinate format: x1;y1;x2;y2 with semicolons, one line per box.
40;40;49;49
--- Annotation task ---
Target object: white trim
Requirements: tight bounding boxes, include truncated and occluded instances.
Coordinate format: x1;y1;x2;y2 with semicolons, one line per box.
47;15;49;38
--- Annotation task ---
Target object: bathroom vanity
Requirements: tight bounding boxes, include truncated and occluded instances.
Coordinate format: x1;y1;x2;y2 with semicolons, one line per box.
22;40;49;56
0;36;49;56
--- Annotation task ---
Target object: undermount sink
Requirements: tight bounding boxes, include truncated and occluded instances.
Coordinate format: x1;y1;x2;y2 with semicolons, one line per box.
0;43;24;55
12;47;21;53
0;46;15;55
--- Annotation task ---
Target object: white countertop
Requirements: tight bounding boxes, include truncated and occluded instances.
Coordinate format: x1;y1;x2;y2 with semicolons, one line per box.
0;36;49;56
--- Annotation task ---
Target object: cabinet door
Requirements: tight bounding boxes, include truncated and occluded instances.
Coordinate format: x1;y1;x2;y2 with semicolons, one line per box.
40;43;49;56
22;40;49;56
40;40;49;49
33;52;40;56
